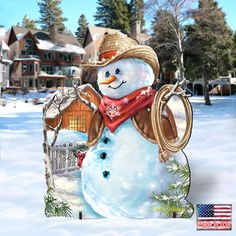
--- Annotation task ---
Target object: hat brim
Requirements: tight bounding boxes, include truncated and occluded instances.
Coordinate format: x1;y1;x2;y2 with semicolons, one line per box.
81;45;160;76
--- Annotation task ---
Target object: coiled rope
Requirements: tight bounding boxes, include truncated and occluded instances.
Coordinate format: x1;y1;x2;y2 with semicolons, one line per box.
151;84;193;163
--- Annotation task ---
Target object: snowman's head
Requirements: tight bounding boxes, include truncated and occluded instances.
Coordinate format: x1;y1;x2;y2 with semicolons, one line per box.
97;58;155;99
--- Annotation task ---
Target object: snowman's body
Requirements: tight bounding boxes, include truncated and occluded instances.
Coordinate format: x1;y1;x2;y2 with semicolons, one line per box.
81;58;191;218
82;119;189;218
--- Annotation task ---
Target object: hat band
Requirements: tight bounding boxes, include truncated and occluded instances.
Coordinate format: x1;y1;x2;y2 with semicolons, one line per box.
99;50;119;61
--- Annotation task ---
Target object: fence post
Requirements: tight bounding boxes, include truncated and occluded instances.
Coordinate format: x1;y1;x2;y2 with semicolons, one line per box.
64;143;68;173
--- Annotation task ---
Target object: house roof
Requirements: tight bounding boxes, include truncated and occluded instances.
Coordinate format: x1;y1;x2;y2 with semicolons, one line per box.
44;84;96;119
11;26;81;45
0;39;10;52
36;39;85;54
45;88;78;119
88;26;120;41
8;26;85;54
83;25;122;48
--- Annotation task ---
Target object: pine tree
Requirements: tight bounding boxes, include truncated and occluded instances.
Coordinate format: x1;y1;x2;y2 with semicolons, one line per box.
22;15;37;30
38;0;67;32
149;10;178;84
75;14;88;45
44;191;72;217
152;157;193;218
94;0;130;32
129;0;145;32
232;31;236;68
185;0;234;105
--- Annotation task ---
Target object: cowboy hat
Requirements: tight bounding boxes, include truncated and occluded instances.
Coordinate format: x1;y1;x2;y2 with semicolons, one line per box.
81;32;160;76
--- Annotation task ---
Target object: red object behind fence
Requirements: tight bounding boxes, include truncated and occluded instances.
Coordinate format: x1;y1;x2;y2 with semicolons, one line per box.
77;151;87;168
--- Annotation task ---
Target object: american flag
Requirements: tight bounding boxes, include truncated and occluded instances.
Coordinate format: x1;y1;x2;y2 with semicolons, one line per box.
197;204;232;230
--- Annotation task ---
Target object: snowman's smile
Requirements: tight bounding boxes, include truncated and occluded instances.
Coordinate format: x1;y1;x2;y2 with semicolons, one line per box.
108;80;127;89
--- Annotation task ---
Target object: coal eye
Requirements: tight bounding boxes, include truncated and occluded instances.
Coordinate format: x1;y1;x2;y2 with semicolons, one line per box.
115;68;120;74
105;71;110;78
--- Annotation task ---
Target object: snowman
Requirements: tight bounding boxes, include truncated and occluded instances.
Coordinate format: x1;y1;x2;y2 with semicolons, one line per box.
81;33;193;218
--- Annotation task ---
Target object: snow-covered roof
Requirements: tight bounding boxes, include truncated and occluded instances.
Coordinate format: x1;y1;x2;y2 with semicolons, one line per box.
45;88;78;119
230;78;236;85
0;27;6;36
39;71;66;78
1;58;12;64
37;39;85;54
14;57;41;62
16;33;24;40
0;39;10;51
88;26;121;42
44;84;96;119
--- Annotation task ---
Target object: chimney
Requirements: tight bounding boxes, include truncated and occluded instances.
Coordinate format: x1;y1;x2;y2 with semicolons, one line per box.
49;24;59;43
131;21;141;40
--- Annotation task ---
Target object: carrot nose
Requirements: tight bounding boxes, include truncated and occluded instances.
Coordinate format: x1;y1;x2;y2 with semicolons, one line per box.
99;75;117;85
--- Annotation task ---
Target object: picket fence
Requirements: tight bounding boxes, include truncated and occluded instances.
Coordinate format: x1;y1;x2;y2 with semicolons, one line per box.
49;143;79;175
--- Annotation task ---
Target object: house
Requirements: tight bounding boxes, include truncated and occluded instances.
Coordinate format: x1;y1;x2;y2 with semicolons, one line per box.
45;85;100;134
190;77;233;96
7;26;85;90
0;27;12;93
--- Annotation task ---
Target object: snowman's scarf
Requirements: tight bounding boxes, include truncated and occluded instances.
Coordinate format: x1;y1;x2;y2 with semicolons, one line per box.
99;87;156;133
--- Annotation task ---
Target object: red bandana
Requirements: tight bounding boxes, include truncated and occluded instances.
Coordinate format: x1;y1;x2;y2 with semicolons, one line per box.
99;87;156;133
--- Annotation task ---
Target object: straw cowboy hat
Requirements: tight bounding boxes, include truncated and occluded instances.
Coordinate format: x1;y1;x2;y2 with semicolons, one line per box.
82;32;160;76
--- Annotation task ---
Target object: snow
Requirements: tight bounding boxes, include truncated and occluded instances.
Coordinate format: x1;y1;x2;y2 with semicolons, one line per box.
0;94;236;235
37;39;85;54
47;129;87;145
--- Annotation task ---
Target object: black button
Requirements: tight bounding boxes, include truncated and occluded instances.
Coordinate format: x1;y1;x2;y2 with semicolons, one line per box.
100;152;107;159
103;171;110;178
103;137;110;144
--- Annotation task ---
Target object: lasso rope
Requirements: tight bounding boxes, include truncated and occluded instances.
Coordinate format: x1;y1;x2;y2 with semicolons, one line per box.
151;84;193;163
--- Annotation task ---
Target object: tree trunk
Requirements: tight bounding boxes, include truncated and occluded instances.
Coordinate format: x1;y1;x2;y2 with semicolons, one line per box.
204;76;211;105
178;34;185;81
42;109;55;193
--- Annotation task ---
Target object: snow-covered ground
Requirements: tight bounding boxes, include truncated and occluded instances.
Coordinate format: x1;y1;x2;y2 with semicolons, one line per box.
0;95;235;235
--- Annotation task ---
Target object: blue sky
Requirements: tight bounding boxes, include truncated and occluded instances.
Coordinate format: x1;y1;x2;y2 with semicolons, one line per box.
0;0;235;33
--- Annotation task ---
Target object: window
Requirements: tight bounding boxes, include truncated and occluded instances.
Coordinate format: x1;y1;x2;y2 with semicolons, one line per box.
2;65;6;73
25;38;33;49
68;115;86;132
21;50;26;55
25;38;33;45
44;52;52;59
29;79;33;87
22;63;27;72
35;64;38;72
28;50;36;55
41;65;54;74
29;64;33;72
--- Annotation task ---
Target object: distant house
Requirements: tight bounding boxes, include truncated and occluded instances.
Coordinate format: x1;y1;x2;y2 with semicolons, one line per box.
7;26;85;90
0;27;12;90
45;85;101;134
190;77;235;96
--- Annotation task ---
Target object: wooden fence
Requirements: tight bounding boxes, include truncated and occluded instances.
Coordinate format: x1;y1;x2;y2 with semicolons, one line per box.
49;143;79;175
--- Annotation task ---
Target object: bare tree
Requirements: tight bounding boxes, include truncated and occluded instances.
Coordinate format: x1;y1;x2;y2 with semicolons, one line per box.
42;83;98;193
146;0;196;81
